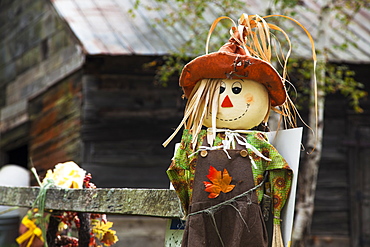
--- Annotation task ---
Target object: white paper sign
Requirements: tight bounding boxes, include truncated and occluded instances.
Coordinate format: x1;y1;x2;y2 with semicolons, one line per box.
267;127;303;247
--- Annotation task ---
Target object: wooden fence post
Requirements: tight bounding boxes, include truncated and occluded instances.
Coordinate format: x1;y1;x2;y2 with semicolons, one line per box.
0;186;183;218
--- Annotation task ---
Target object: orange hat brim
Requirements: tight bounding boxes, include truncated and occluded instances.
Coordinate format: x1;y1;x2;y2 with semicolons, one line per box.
179;51;286;106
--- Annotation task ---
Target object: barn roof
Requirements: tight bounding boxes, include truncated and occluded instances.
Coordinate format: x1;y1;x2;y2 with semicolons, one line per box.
51;0;370;63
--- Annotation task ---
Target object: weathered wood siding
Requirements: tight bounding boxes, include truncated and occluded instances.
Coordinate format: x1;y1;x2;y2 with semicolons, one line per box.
310;64;370;246
310;95;350;241
345;64;370;247
346;113;370;247
28;72;83;176
0;0;83;150
81;56;185;188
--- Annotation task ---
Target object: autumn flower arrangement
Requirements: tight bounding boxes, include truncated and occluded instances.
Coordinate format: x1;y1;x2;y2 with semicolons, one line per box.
17;161;119;247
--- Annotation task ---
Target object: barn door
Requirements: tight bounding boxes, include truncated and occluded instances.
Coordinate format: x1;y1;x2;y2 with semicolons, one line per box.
347;114;370;246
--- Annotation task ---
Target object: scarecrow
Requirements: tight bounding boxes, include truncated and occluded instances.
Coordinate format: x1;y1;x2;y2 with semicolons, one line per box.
163;14;316;247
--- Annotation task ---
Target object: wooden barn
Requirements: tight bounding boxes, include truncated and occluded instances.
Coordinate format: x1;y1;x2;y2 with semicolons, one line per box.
0;0;369;246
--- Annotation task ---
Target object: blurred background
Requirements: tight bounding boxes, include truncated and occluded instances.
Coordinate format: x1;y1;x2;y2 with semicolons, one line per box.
0;0;369;246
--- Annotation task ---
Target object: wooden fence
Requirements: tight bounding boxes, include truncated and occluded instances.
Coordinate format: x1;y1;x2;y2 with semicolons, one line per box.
0;186;182;218
0;185;183;246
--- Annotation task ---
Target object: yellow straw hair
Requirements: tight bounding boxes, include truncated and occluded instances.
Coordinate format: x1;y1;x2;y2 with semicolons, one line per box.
162;79;222;148
272;223;285;247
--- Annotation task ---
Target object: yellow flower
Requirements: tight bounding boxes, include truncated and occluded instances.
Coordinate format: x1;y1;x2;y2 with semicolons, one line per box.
101;229;119;246
92;219;119;246
42;161;86;189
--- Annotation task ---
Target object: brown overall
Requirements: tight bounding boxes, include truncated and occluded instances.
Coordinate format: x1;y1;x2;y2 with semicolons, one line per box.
181;148;268;247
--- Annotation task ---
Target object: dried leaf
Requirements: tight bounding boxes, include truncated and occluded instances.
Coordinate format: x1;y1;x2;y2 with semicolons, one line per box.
203;166;235;198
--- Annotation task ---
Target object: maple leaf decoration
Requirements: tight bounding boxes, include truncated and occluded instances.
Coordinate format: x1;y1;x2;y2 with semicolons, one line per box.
203;166;235;198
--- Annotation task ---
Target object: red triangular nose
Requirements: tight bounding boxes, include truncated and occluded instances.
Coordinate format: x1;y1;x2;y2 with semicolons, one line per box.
221;95;233;108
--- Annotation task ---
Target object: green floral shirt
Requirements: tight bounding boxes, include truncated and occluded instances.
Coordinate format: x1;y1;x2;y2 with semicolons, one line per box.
167;129;292;225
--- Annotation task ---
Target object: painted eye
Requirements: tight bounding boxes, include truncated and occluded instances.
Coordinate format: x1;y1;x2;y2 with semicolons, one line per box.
232;82;242;94
220;81;226;94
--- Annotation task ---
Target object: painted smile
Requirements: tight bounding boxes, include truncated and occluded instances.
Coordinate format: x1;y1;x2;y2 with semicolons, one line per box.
216;103;251;122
